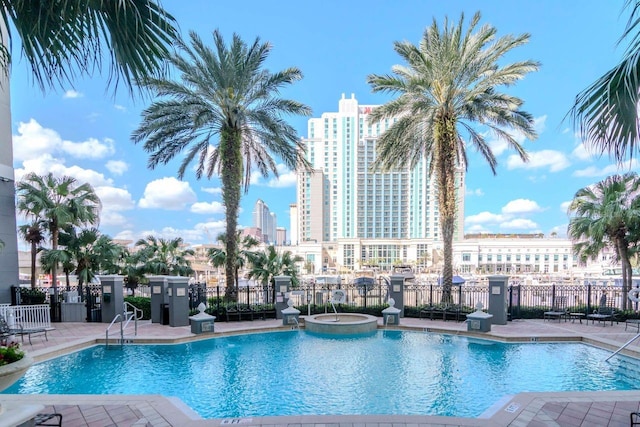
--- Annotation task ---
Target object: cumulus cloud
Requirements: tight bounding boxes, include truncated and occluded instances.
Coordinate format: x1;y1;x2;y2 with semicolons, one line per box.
106;160;128;176
560;201;572;213
191;201;225;214
138;177;197;210
499;218;539;229
61;137;115;159
506;149;570;172
501;199;543;215
465;211;504;225
465;188;484;197
13;119;115;161
15;155;114;188
63;90;83;99
201;186;222;195
250;164;298;188
465;197;546;233
114;104;127;112
572;158;639;178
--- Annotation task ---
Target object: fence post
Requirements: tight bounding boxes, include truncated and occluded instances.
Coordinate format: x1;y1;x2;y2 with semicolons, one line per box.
429;282;433;305
587;282;592;315
551;283;556;307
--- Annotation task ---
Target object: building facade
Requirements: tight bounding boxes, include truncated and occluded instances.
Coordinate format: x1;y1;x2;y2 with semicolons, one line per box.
252;199;277;244
294;93;465;245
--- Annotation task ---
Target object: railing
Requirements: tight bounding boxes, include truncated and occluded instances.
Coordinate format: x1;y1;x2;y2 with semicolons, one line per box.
0;304;52;329
105;314;123;348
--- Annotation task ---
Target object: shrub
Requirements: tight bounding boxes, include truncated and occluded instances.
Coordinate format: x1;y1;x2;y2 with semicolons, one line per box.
0;342;24;366
124;297;151;320
19;288;46;304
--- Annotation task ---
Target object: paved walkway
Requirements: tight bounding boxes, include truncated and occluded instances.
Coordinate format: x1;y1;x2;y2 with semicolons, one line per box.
3;316;640;426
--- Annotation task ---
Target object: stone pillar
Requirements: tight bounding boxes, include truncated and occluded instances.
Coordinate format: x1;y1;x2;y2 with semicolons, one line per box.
167;276;189;327
98;275;124;323
149;276;168;324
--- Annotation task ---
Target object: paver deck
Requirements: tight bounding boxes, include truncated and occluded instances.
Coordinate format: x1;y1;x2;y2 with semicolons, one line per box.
3;316;640;426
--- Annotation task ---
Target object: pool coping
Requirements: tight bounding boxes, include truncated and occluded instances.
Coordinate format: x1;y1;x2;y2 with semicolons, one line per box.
6;318;640;426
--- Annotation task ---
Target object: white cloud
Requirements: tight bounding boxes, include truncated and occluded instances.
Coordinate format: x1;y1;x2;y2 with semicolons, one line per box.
572;159;639;178
95;186;135;211
251;164;298;188
106;160;128;176
63;90;83;99
499;218;538;229
15;155;114;188
138;177;197;210
191;201;225;214
560;201;572;213
571;142;596;161
501;199;543;215
61;137;115;159
506;149;570;172
465;211;504;225
465;188;484;197
201;186;222;195
13;119;115;161
114;104;127;112
100;210;130;228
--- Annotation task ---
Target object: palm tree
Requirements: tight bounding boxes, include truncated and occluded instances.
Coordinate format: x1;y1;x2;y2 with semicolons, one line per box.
570;1;640;161
16;172;101;299
568;173;640;309
132;30;311;299
247;245;303;302
0;0;178;302
17;219;46;289
367;12;538;303
134;235;194;277
207;233;260;298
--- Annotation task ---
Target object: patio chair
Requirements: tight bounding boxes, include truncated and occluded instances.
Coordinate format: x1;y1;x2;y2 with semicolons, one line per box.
587;294;617;326
0;313;48;345
543;296;568;322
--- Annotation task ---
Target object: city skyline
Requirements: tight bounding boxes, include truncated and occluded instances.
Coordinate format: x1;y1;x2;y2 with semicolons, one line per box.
10;1;638;248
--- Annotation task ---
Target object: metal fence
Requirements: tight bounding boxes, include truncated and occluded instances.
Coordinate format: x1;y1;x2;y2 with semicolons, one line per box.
11;278;637;322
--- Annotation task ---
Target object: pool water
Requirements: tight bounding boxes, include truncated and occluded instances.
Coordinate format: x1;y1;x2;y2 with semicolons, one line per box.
4;330;639;418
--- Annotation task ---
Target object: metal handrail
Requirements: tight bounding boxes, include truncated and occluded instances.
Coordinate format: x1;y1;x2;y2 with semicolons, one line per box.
105;303;143;348
105;313;123;348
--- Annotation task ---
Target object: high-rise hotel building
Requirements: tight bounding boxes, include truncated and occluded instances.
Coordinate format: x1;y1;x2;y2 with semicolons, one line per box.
293;94;465;253
253;199;277;244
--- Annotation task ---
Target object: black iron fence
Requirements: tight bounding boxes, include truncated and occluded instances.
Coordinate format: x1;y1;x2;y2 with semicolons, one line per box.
12;279;638;322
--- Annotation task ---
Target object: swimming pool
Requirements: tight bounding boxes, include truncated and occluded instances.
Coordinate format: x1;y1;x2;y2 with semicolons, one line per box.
4;330;639;419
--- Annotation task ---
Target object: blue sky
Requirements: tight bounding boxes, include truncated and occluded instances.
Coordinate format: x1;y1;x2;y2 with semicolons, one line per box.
10;1;638;248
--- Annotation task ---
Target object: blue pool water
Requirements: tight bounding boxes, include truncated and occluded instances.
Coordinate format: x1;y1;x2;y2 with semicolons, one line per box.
4;330;640;418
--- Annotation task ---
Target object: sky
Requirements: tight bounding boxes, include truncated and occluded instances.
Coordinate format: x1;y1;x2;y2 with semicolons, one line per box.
9;0;640;249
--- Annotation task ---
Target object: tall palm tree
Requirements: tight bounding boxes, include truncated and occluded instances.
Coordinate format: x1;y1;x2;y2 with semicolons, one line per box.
570;0;640;161
18;219;46;289
132;30;311;299
568;172;640;309
367;12;538;303
134;235;194;276
207;233;260;298
0;0;177;303
16;172;101;298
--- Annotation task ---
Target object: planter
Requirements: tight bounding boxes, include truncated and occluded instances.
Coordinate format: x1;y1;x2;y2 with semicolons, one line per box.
0;354;33;392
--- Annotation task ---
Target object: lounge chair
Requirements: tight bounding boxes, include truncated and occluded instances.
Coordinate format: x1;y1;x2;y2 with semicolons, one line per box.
0;313;49;345
543;296;568;322
587;294;616;326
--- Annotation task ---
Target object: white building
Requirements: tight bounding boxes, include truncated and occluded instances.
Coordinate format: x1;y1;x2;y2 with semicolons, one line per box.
252;199;276;244
294;93;465;245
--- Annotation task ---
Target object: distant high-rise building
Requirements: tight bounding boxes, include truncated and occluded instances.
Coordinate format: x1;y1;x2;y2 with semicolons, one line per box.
253;199;277;243
295;93;465;243
276;227;287;246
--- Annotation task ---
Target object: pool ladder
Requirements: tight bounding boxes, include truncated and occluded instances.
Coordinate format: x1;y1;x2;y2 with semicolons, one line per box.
606;332;640;361
106;302;144;347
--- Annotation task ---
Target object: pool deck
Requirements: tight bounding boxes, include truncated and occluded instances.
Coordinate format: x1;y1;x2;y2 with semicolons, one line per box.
3;316;640;427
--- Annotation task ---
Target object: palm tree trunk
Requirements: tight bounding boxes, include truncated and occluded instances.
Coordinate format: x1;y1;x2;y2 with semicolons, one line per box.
30;241;37;289
435;117;458;304
617;237;632;310
220;127;243;301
